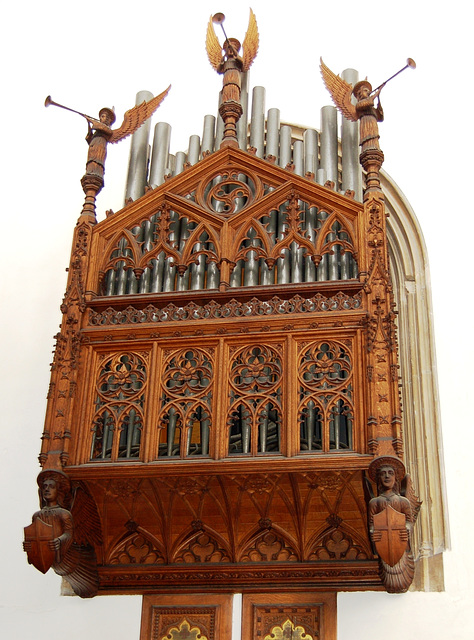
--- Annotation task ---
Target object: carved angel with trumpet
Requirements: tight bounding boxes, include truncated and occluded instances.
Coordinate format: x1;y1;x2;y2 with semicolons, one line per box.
206;9;259;104
320;58;384;155
45;87;170;198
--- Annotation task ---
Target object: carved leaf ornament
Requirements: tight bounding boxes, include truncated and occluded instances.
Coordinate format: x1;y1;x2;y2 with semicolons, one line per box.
162;619;208;640
264;618;313;640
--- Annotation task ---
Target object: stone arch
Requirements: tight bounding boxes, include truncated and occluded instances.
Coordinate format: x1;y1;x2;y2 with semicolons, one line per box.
382;169;449;590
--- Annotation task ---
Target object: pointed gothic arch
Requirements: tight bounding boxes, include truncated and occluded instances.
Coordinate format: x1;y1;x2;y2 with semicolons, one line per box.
383;169;448;590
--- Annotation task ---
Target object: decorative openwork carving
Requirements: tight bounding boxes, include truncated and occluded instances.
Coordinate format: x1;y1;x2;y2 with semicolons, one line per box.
157;347;214;457
227;343;283;455
298;340;354;451
99;185;359;295
90;352;148;460
88;291;362;327
201;170;256;215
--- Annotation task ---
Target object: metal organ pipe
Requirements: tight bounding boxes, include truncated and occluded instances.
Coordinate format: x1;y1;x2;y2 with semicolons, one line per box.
249;86;265;157
237;71;250;150
149;122;171;188
187;135;201;165
341;68;361;201
320;105;338;188
174;151;186;176
124;90;154;202
116;71;362;298
202;115;216;155
303;129;319;177
266;108;280;159
279;125;292;167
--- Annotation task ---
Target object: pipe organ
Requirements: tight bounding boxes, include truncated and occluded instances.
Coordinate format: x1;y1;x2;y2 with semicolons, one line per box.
27;30;421;632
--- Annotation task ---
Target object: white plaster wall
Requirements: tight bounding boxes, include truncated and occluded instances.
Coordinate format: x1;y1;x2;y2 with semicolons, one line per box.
2;0;472;638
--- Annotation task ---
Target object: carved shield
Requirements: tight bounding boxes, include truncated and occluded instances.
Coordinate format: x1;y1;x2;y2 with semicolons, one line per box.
373;506;407;567
24;518;55;574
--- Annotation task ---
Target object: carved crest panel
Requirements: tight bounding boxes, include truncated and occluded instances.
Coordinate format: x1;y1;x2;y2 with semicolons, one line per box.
242;593;336;640
140;595;233;640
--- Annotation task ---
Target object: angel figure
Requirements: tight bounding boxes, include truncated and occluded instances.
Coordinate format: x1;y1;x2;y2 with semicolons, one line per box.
23;470;102;598
366;456;421;593
320;59;387;195
320;59;384;154
84;86;171;183
206;10;259;147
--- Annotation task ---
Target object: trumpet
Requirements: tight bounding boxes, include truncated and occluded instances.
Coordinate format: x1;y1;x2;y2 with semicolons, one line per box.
370;58;416;95
44;95;97;122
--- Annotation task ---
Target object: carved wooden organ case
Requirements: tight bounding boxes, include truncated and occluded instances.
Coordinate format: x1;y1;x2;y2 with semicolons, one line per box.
39;143;404;595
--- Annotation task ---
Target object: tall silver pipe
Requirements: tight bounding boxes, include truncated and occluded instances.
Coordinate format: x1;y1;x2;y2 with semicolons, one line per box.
187;135;201;165
149;122;171;188
320;106;338;188
215;91;224;149
266;108;280;159
316;168;327;186
176;217;191;291
202;115;216;155
124;90;154;202
243;228;259;286
174;151;186;176
249;86;265;157
341;68;362;201
167;154;176;178
166;407;178;457
279;125;292;168
303;129;319;177
237;71;250;150
293;140;304;176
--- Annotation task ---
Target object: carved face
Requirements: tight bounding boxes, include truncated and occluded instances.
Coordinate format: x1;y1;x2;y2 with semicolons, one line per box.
42;478;58;503
378;465;396;491
100;112;112;125
357;86;370;100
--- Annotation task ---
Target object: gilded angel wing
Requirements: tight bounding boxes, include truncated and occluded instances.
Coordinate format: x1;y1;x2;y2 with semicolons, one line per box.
110;85;171;144
51;485;102;598
320;58;357;122
206;15;223;71
71;484;103;547
242;8;259;71
400;474;422;523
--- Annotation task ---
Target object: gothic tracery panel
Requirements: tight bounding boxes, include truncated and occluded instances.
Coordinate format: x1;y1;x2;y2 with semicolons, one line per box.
98;182;360;295
157;347;215;458
298;340;354;452
227;343;283;455
90;352;148;460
